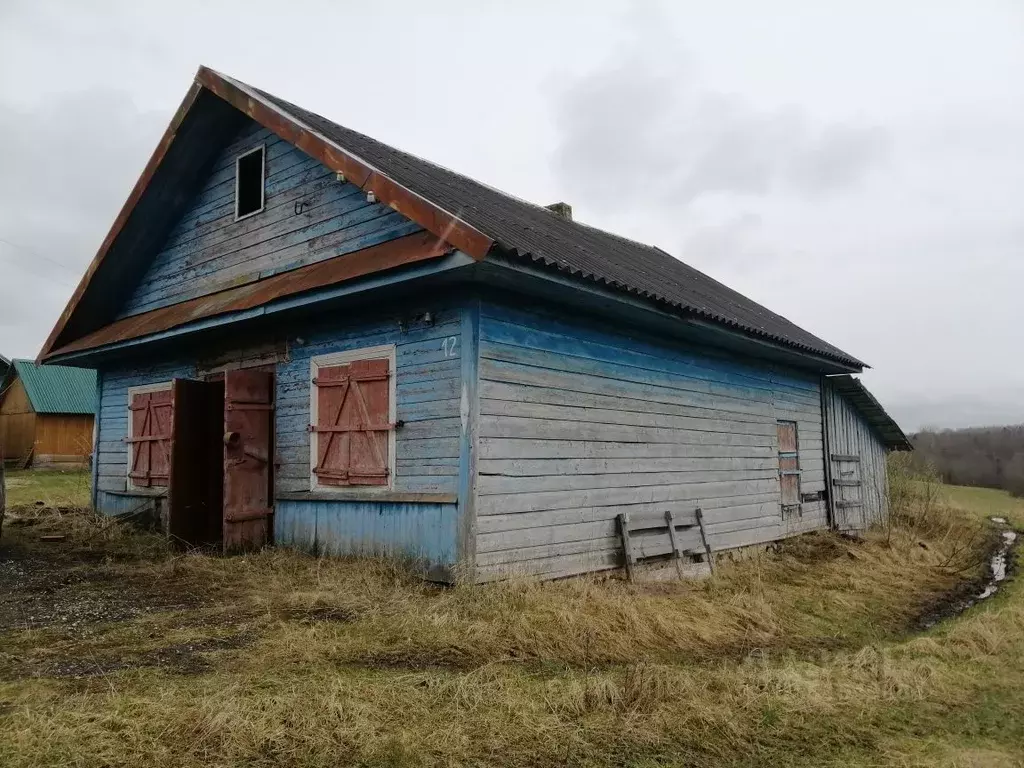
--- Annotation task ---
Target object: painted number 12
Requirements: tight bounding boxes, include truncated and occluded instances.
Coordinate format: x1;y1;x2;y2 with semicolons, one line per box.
441;336;459;358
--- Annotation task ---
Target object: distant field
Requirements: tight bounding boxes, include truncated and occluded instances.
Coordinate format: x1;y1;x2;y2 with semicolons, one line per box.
3;469;91;509
941;482;1024;522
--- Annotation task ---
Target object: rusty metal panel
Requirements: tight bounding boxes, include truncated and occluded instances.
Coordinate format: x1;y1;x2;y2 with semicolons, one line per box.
47;232;450;359
223;369;274;551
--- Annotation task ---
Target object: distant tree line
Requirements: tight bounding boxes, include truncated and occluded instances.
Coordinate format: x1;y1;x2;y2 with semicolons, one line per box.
910;425;1024;497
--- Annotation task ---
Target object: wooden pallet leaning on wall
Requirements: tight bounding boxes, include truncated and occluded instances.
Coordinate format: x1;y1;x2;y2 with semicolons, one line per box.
617;508;715;582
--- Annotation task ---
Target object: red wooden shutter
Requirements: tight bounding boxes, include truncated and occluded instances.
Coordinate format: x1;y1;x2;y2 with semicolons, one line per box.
777;421;800;507
128;389;173;488
313;358;391;487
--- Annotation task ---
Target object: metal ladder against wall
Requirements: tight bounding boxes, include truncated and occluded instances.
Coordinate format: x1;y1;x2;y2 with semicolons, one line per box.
830;454;864;532
617;508;715;582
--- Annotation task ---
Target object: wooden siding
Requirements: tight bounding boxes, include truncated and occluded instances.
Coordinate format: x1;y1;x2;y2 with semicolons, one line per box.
1;379;93;464
473;304;827;581
118;119;423;319
824;382;889;529
93;305;466;570
34;414;94;458
0;377;35;461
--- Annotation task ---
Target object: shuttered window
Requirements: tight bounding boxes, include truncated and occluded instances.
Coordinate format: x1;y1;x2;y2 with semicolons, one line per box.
127;386;173;488
310;347;396;489
777;420;801;512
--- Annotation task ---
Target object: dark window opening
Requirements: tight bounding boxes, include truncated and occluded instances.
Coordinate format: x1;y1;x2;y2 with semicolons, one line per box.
235;146;265;219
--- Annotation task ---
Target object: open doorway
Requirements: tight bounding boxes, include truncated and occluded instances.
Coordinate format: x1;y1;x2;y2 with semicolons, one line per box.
167;369;274;552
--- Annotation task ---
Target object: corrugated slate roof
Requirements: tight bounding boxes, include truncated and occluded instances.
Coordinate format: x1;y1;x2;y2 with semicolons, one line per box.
10;359;96;415
253;85;864;368
829;375;911;451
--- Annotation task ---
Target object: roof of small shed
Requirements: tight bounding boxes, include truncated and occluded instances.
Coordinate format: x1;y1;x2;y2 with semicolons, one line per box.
4;360;96;415
829;375;911;451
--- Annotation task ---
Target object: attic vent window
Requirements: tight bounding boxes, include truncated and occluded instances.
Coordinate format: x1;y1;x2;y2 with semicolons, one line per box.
235;145;265;220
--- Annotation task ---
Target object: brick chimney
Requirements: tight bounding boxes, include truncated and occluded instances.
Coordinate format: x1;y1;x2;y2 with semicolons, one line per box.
545;202;573;221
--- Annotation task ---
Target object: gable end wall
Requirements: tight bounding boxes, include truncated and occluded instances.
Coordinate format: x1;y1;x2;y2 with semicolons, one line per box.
118;118;422;319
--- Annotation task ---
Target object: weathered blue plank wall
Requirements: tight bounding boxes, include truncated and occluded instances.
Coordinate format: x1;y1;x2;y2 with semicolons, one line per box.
117;119;422;318
93;304;466;570
824;382;889;530
473;303;827;581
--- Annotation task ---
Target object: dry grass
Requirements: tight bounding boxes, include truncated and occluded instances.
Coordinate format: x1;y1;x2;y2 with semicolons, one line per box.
0;467;1021;767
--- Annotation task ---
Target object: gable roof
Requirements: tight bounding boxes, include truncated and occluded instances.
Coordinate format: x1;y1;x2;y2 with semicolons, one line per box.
829;375;911;451
4;360;96;415
40;66;863;370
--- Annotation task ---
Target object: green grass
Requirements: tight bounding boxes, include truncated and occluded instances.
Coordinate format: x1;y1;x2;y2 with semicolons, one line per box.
3;469;91;509
0;469;1022;766
941;483;1024;524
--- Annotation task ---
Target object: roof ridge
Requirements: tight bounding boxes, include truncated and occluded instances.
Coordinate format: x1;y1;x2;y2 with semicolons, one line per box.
247;84;678;259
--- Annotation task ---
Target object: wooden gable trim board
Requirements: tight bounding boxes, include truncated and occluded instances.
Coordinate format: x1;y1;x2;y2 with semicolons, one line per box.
38;68;494;362
45;232;451;360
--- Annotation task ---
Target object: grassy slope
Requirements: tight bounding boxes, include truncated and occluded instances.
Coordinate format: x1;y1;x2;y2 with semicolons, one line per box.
0;475;1022;767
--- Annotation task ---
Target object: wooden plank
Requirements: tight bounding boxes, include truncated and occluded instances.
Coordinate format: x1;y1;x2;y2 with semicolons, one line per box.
480;380;775;425
695;507;715;573
831;454;861;462
476;497;782;535
478;479;779;517
477;547;621;582
276;491;456;504
478;415;775;446
479;398;777;436
664;510;685;579
478;310;816;394
477;469;777;496
479;358;773;417
50;232;451;357
618;513;635;582
479;438;775;461
477;456;777;476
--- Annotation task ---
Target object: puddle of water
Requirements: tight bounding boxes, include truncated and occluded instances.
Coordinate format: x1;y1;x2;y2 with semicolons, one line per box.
977;520;1017;600
920;521;1020;627
978;530;1018;599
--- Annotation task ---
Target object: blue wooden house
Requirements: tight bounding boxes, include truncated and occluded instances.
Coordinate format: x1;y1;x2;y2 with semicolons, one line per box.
39;67;910;581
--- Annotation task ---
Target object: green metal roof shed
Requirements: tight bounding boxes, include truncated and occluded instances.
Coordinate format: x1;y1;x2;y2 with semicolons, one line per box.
5;360;97;415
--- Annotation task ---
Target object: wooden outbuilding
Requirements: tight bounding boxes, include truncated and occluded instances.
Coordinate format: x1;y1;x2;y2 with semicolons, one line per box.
38;67;910;579
0;360;96;469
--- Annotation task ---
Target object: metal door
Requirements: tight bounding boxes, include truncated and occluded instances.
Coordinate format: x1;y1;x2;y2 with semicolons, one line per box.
223;369;274;552
831;454;863;532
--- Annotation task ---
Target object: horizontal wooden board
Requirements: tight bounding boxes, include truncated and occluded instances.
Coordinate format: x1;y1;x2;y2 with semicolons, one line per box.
480;398;778;436
477;469;778;496
478;438;775;461
477;456;777;476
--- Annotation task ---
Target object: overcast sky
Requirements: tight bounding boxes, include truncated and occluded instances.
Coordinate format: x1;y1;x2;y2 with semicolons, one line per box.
0;0;1021;431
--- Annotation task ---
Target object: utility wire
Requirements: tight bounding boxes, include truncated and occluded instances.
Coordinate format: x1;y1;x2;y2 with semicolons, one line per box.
0;236;81;274
0;239;79;289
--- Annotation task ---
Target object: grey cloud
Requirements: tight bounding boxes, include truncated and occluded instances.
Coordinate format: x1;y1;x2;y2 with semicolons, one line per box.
551;46;890;211
679;212;774;268
0;89;168;357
